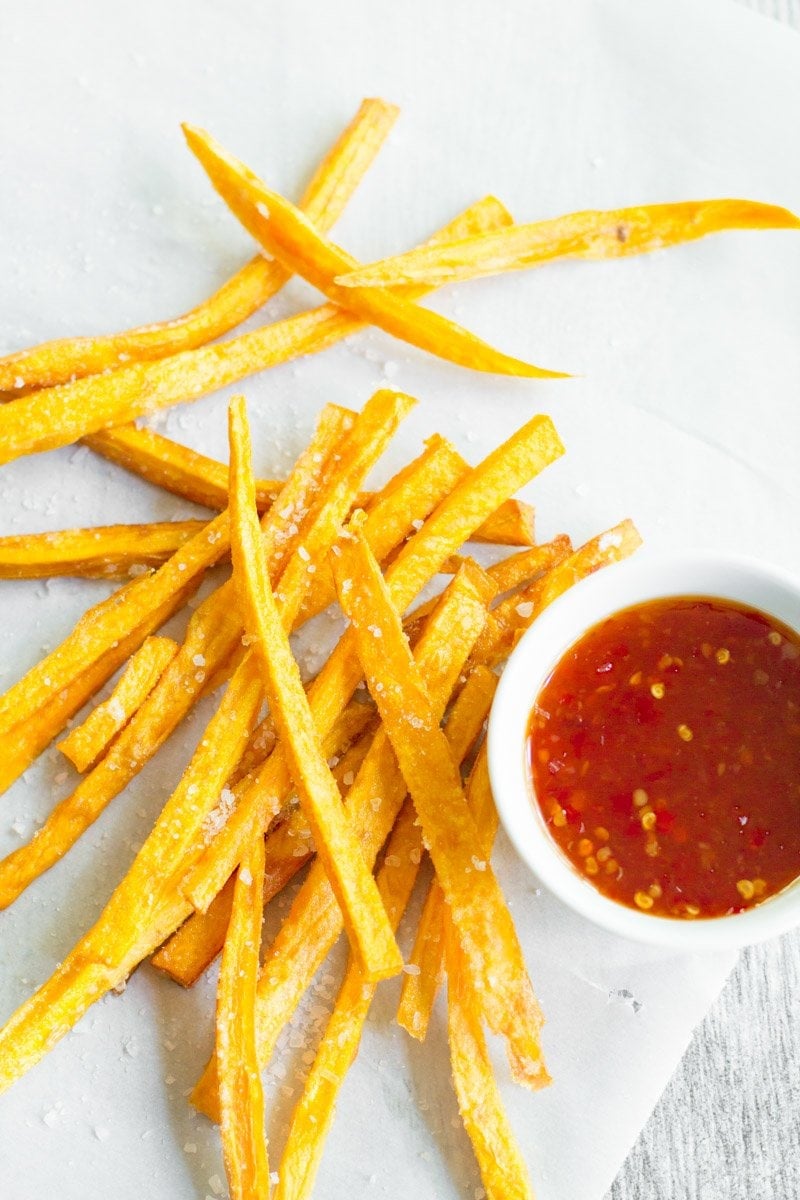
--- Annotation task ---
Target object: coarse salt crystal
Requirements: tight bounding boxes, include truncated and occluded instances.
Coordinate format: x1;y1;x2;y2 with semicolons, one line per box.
471;856;487;872
403;963;421;976
298;545;310;562
239;867;253;886
515;601;534;619
208;1175;224;1195
192;654;206;667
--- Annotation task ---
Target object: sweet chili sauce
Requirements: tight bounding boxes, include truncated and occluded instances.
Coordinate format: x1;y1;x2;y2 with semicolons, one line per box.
527;597;800;918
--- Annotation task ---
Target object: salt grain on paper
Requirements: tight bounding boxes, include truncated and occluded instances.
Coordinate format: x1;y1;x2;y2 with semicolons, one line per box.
239;867;253;886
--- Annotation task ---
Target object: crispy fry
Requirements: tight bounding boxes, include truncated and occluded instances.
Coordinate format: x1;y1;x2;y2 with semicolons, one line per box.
275;797;423;1200
58;636;178;772
191;567;495;1121
184;413;563;913
151;725;372;988
229;396;402;982
398;740;496;1041
0;404;356;907
0;99;398;392
183;124;566;379
475;519;643;667
335;198;800;287
0;521;207;580
331;529;548;1089
445;902;534;1200
86;424;283;512
0;198;512;464
217;836;270;1200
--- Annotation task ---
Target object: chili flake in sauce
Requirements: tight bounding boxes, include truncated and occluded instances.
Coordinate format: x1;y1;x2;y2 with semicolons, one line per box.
528;597;800;918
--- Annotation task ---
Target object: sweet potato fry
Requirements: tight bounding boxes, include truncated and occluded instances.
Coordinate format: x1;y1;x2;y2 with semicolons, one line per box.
0;98;398;392
275;797;423;1200
217;836;270;1200
191;567;495;1121
184;413;563;913
331;529;548;1089
86;424;283;513
183;125;566;378
475;519;643;667
151;724;372;988
0;521;207;580
398;740;496;1041
0;197;512;465
468;498;535;547
58;636;178;772
445;906;534;1200
335;198;800;287
229;396;402;982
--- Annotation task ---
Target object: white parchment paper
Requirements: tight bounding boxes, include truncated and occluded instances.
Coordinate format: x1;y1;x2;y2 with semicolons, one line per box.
0;2;798;1198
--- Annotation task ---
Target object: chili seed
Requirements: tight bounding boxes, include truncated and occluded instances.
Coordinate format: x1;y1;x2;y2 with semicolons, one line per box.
595;826;610;842
634;891;654;910
585;856;599;875
768;631;782;646
736;879;755;900
641;810;657;831
596;846;612;863
650;682;665;699
577;838;594;857
715;647;730;665
604;857;619;875
677;724;693;741
648;883;663;899
633;787;649;807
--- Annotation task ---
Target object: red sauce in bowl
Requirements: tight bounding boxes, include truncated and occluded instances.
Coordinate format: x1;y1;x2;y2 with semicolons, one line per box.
527;596;800;918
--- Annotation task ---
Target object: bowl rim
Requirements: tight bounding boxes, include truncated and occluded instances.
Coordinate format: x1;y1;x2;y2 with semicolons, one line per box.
487;548;800;950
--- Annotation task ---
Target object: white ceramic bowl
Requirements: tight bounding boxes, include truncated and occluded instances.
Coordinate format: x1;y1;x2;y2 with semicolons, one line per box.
488;551;800;949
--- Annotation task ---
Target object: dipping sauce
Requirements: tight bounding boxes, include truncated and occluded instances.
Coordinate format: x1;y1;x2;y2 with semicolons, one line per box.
527;596;800;918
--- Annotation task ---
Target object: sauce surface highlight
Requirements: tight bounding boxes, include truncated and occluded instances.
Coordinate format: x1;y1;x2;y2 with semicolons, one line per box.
528;596;800;918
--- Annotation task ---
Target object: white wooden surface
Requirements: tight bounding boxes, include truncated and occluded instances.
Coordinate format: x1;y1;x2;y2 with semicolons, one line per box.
608;9;800;1197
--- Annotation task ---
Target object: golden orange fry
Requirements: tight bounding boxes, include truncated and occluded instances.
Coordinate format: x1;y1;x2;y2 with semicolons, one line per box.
275;797;423;1200
58;636;178;771
183;123;566;379
0;197;512;465
331;528;548;1089
217;836;270;1200
335;198;800;287
398;738;497;1041
0;98;398;392
445;887;534;1200
228;395;402;982
475;519;643;667
0;521;207;580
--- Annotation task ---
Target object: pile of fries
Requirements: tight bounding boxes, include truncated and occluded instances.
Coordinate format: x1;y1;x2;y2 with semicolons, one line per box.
0;96;793;1198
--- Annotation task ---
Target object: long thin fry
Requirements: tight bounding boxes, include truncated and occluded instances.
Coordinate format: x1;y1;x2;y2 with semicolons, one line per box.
0;521;207;580
0;99;398;392
151;725;372;988
191;568;494;1120
184;413;563;913
183;125;566;379
445;900;534;1200
275;797;423;1200
217;835;270;1200
335;198;800;287
229;395;402;982
58;636;178;772
87;422;535;549
0;197;512;464
474;519;643;667
331;529;548;1089
86;424;282;512
398;740;496;1041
